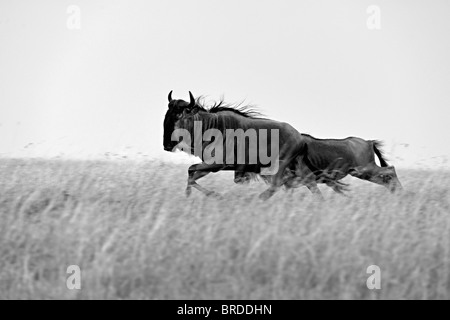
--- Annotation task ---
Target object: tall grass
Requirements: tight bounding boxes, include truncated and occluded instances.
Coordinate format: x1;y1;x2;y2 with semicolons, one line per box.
0;158;449;299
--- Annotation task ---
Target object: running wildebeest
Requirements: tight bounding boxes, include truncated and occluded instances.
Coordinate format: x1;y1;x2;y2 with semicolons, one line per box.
163;91;314;200
163;91;402;199
282;134;403;195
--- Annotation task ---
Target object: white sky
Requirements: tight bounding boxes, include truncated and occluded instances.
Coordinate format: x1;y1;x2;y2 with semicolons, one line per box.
0;0;449;168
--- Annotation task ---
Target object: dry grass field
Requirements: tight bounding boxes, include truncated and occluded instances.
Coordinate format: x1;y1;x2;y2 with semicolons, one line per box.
0;158;449;299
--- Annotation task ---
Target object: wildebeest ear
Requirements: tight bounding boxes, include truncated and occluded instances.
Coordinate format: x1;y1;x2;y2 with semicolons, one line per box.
188;91;195;108
168;90;173;103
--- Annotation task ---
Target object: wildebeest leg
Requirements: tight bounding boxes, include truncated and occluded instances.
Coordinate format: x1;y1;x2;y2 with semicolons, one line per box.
186;170;213;196
258;159;296;200
306;183;324;200
328;182;344;195
349;164;402;192
234;171;253;184
186;163;230;197
326;180;349;195
258;169;284;200
291;156;326;199
300;174;324;199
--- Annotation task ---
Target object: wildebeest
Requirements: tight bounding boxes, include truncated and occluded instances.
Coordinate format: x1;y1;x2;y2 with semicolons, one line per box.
163;91;311;200
163;91;402;199
281;134;403;195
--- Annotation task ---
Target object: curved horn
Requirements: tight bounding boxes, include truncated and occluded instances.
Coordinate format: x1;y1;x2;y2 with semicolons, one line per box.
168;90;173;102
188;91;195;107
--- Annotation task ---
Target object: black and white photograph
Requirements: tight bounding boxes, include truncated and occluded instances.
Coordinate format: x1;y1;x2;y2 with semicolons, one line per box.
0;0;449;303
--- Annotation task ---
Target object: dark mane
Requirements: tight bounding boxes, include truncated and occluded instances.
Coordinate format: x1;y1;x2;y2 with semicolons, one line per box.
194;96;265;119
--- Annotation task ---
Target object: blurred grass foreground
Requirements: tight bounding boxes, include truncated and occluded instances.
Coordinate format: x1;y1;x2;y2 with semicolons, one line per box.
0;158;449;299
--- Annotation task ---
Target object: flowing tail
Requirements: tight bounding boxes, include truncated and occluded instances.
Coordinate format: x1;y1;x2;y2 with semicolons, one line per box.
372;140;389;167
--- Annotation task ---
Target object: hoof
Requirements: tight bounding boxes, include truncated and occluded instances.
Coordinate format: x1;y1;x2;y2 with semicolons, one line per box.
259;190;274;201
206;191;222;199
185;187;192;197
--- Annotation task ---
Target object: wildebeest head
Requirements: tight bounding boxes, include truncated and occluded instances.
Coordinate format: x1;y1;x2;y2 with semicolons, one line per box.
163;91;196;151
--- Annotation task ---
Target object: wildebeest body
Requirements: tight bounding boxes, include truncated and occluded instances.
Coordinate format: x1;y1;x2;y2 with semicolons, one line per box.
288;134;403;193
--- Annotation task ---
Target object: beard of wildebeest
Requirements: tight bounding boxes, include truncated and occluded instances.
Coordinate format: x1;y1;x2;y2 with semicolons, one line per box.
171;120;280;175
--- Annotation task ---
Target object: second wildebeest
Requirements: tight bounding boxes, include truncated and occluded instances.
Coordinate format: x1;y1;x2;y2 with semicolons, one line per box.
284;134;403;195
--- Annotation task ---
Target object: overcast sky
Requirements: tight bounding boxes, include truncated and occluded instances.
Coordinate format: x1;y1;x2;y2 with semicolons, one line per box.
1;0;449;168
